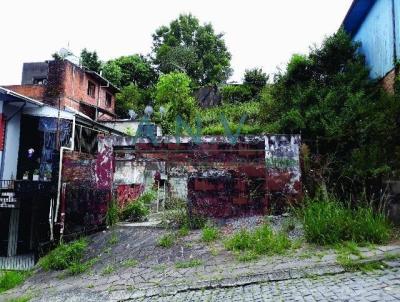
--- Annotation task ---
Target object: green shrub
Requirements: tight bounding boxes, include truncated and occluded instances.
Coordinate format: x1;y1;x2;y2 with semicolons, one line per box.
121;259;139;268
119;190;156;222
201;226;219;243
157;233;176;248
106;199;119;226
38;238;88;271
0;271;28;293
225;224;291;260
120;200;149;222
301;198;392;245
38;238;96;275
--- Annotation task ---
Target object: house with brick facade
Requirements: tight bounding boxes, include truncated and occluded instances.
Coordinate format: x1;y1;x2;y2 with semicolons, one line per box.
4;59;119;121
0;59;125;268
343;0;399;93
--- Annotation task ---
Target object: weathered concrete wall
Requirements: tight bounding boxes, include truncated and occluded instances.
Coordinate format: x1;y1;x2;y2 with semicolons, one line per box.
110;135;302;218
60;137;113;234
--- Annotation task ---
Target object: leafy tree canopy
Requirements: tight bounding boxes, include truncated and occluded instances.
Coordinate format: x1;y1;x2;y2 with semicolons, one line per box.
243;68;269;97
115;84;153;118
152;14;232;86
80;48;102;73
102;54;158;88
154;72;198;133
261;28;400;188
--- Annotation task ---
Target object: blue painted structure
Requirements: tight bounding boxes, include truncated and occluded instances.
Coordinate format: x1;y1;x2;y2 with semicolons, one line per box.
343;0;398;79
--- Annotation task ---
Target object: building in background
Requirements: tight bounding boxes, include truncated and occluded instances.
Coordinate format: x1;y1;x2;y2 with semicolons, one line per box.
3;59;119;120
343;0;399;93
0;82;122;268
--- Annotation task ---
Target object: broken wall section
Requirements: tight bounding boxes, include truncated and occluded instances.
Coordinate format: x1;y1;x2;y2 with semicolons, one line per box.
111;135;302;218
60;137;113;236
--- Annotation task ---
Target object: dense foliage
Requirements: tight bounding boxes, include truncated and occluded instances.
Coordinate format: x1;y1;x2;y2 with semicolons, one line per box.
38;239;89;273
102;54;158;88
80;48;102;73
300;197;391;245
243;68;268;97
114;84;151;118
152;14;232;86
154;72;198;134
78;22;399;200
260;29;400;195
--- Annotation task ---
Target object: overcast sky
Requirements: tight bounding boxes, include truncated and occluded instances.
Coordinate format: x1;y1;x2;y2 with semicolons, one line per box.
0;0;353;85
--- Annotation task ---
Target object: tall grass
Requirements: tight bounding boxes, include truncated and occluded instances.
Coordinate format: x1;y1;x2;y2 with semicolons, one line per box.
201;226;219;243
0;271;28;293
106;199;119;226
38;238;94;275
225;224;291;260
301;197;391;245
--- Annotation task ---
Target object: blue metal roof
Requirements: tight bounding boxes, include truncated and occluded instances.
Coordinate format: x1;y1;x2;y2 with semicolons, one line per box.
342;0;377;36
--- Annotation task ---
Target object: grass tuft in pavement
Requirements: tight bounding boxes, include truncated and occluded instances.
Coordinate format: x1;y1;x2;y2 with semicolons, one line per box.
38;238;97;275
157;233;176;248
225;224;291;261
201;225;219;243
175;259;203;269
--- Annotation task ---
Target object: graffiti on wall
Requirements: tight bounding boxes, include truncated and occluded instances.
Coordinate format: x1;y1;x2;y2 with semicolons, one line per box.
61;146;113;234
265;135;302;213
111;135;302;218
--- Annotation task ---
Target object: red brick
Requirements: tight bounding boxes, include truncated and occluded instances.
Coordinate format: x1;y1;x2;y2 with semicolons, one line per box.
233;196;248;205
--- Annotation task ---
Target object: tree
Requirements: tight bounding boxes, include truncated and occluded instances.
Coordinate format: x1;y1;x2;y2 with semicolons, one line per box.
102;55;157;88
80;48;102;73
115;84;146;118
152;14;232;86
154;72;198;133
101;61;123;87
260;28;400;195
243;68;269;97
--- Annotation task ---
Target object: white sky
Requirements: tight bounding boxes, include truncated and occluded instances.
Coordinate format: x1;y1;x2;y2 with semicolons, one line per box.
0;0;353;85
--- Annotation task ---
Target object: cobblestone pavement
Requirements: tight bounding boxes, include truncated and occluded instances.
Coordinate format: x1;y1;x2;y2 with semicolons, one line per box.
139;267;400;302
2;226;400;301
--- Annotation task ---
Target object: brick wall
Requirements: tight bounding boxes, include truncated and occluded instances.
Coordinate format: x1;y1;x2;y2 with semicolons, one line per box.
2;85;45;100
61;62;115;118
110;135;302;218
5;60;116;120
381;68;396;94
60;143;113;234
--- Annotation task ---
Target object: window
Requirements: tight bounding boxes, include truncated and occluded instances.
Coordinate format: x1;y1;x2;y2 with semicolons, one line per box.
87;81;96;98
33;77;47;85
105;92;112;107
